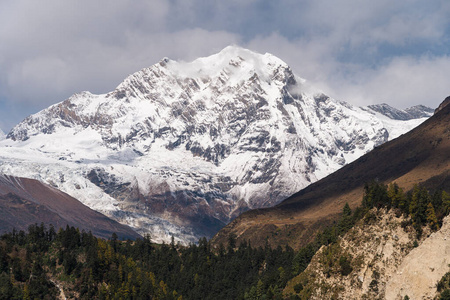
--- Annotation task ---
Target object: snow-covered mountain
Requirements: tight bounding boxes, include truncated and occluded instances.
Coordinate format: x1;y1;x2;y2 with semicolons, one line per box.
0;46;431;243
367;103;433;120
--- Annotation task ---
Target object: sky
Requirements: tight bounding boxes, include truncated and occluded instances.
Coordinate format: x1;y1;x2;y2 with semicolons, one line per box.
0;0;449;132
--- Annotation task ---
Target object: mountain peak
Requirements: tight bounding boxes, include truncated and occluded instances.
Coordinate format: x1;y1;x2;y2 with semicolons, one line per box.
213;91;449;250
216;44;254;56
166;45;289;81
158;57;171;67
0;47;433;244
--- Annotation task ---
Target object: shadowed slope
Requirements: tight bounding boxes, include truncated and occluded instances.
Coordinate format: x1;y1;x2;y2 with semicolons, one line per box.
0;175;141;240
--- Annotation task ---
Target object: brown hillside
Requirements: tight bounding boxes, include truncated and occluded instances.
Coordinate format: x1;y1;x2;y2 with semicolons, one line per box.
212;98;450;250
0;175;141;240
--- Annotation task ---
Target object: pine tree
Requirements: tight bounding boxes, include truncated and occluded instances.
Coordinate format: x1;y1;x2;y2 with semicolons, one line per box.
426;202;440;231
388;183;399;207
227;234;237;254
443;191;450;215
343;202;352;216
23;284;30;300
362;183;373;208
397;186;407;212
338;203;353;233
388;182;406;209
256;279;264;300
410;185;430;225
0;273;14;299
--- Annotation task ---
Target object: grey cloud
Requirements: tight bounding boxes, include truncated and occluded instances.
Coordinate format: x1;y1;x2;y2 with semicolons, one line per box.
0;0;449;131
344;55;450;109
245;33;449;110
0;1;239;129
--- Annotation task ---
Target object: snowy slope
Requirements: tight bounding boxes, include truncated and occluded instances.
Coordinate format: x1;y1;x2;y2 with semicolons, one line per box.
0;46;430;243
367;103;433;120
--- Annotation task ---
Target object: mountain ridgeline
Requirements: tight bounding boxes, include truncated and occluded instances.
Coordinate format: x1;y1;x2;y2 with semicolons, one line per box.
213;97;450;250
0;46;432;244
0;46;447;299
0;174;140;240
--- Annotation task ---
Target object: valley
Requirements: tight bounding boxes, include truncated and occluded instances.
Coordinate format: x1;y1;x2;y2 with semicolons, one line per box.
0;48;448;299
0;47;432;244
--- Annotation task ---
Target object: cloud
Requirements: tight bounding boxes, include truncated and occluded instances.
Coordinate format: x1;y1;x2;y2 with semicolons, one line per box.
242;0;450;108
0;0;449;130
0;1;239;129
246;33;450;109
334;55;450;108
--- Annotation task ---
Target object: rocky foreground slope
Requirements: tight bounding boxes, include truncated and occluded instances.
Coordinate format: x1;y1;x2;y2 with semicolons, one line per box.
284;208;450;299
0;46;431;243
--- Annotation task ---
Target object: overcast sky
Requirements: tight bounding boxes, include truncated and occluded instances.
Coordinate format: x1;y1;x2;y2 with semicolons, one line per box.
0;0;449;131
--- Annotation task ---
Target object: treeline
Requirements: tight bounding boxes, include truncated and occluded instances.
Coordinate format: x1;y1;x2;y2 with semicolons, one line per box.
291;182;450;299
362;182;450;237
0;183;449;299
0;205;364;300
0;225;176;299
0;223;298;299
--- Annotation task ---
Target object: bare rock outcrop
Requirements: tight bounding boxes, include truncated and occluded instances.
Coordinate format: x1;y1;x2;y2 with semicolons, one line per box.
285;209;450;299
435;96;450;114
385;215;450;299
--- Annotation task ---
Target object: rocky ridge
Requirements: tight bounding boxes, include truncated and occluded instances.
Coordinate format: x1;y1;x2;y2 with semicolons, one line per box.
435;96;450;113
385;213;450;299
0;174;140;240
212;96;448;250
367;103;433;120
0;46;431;244
284;209;450;299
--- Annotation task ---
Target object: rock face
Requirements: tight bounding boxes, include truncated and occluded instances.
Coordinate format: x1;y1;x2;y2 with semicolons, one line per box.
285;209;450;299
435;96;450;113
385;215;450;299
367;103;433;120
0;46;430;244
212;97;449;250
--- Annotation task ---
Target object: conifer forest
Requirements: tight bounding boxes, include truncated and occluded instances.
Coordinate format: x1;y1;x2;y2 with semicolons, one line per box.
1;183;449;299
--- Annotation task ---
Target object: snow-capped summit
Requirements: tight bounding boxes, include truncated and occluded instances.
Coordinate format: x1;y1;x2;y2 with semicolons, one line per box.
0;46;431;244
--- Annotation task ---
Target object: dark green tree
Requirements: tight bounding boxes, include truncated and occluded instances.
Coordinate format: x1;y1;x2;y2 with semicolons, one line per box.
426;202;439;231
